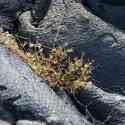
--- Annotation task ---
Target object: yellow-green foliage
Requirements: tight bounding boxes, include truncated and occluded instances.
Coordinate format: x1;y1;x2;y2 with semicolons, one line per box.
4;33;92;93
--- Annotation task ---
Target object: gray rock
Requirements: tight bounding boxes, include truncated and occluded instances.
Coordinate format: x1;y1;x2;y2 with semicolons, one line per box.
1;0;125;124
18;0;125;95
16;120;46;125
0;0;50;31
0;120;12;125
82;0;125;29
19;0;92;47
0;106;14;123
0;16;15;31
77;82;125;125
32;0;51;22
0;0;33;16
0;0;33;31
0;47;92;125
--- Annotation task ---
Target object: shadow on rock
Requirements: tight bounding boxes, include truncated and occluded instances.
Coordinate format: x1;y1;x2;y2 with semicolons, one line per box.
73;33;125;95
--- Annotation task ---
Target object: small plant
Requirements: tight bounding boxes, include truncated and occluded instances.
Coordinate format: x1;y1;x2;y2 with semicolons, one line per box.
3;32;93;93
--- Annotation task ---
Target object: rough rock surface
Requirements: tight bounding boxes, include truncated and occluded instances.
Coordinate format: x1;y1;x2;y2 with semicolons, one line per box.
82;0;125;30
0;120;12;125
18;0;125;95
0;0;50;31
19;0;94;47
16;120;46;125
77;82;125;125
1;0;125;124
0;47;91;125
0;0;33;31
0;105;14;125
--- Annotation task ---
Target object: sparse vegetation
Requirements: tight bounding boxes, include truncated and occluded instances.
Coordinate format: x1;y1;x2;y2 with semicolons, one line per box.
3;32;92;93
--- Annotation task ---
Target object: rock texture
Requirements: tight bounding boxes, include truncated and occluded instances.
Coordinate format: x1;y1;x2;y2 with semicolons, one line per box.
82;0;125;29
1;0;125;124
18;0;125;95
0;47;91;125
0;105;14;125
0;120;12;125
77;82;125;125
0;0;32;31
19;0;95;47
16;120;46;125
0;0;50;31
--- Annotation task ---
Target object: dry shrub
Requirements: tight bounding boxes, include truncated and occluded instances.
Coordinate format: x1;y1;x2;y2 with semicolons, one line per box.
2;32;92;93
